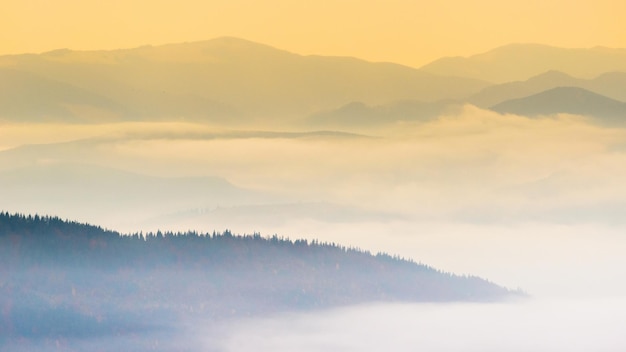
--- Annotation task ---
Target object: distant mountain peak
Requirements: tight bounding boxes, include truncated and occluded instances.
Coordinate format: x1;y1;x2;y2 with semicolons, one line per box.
508;86;613;100
164;36;294;54
206;36;273;46
0;38;490;123
527;70;574;81
41;48;72;56
523;70;578;87
478;42;557;55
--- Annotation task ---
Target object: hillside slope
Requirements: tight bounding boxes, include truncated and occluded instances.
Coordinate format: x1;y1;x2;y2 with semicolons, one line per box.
490;86;626;124
420;43;626;83
0;212;518;343
469;70;626;107
307;100;463;129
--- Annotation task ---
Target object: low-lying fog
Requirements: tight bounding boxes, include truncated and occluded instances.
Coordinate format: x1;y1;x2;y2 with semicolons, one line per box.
8;299;623;351
207;298;626;352
2;105;626;300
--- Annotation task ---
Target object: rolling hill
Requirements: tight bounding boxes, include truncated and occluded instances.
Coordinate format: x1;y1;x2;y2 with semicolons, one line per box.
0;68;131;122
420;43;626;83
490;86;626;124
0;37;489;124
468;70;626;107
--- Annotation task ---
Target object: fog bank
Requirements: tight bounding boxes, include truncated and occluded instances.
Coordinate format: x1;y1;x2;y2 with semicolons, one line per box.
210;299;626;352
2;107;626;298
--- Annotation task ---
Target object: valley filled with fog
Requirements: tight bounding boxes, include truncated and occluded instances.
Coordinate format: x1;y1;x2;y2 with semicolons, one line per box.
210;298;626;352
6;298;626;351
2;37;626;351
3;105;626;299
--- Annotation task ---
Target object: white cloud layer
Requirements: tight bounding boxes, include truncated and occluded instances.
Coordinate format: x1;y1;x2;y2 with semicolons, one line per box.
209;299;626;352
2;106;626;297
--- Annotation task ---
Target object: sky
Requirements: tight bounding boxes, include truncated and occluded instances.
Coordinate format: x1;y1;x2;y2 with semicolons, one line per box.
2;0;626;67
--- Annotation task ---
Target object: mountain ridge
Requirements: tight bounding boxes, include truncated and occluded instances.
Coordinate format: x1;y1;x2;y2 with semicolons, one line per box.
0;37;490;124
490;86;626;124
420;43;626;83
468;70;626;108
469;70;626;107
2;38;625;127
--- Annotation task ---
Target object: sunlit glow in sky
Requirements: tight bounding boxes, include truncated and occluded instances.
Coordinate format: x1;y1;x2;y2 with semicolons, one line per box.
2;0;625;66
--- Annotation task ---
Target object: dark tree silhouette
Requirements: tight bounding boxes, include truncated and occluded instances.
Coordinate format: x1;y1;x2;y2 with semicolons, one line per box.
0;211;522;343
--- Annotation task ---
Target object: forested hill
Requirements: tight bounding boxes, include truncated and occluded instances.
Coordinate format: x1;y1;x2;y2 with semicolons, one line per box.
0;212;519;342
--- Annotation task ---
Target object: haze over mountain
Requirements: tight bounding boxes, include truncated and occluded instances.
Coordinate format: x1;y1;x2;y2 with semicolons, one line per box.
2;38;626;301
469;70;626;107
4;0;626;349
0;37;489;124
420;43;626;83
306;100;463;129
0;162;273;228
3;38;625;128
0;129;385;231
491;86;626;124
0;68;132;122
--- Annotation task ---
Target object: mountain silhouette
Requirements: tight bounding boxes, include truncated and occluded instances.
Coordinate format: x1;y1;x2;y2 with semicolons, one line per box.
490;87;626;124
420;43;626;83
468;70;626;107
0;68;131;122
0;37;489;124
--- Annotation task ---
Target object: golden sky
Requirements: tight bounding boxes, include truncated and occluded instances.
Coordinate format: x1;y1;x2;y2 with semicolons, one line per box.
2;0;626;67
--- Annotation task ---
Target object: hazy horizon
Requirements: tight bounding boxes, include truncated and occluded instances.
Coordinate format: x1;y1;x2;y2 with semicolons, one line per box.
2;36;626;299
3;2;626;349
2;36;626;73
3;0;626;67
3;105;626;299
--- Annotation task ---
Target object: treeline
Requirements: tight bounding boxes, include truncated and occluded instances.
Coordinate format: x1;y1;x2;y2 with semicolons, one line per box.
0;211;521;343
0;212;430;271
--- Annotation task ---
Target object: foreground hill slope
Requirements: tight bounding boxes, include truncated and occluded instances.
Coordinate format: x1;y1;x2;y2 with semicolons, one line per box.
0;212;518;341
